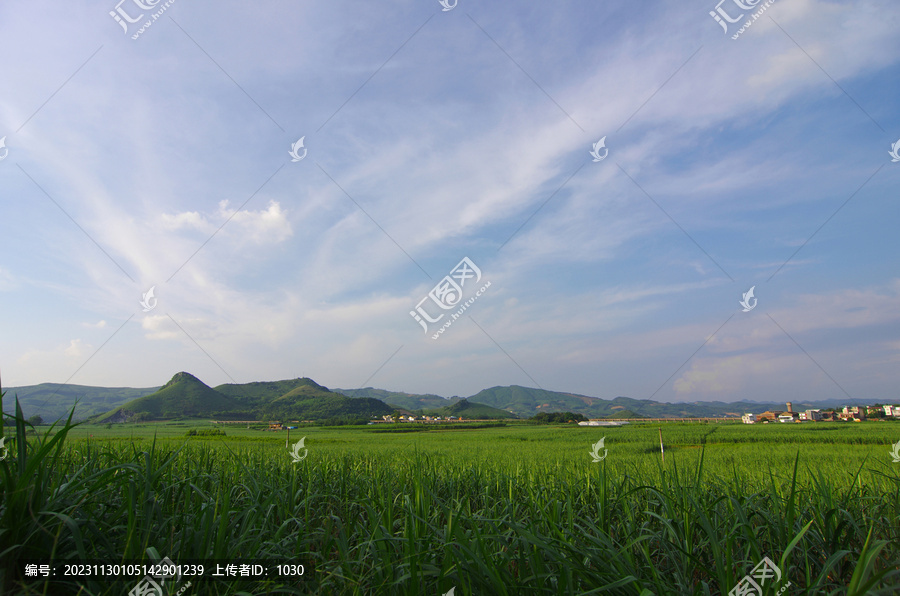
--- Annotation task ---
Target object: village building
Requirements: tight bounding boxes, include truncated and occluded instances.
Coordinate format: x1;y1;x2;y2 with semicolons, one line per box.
742;402;900;424
799;409;823;421
840;406;866;421
756;410;783;423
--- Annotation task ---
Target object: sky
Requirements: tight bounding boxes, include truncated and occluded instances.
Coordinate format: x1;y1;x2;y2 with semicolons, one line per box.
1;0;898;404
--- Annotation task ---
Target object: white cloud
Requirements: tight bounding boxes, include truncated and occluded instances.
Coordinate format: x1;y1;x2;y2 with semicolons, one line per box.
141;315;179;341
15;339;95;383
64;339;89;359
160;200;292;244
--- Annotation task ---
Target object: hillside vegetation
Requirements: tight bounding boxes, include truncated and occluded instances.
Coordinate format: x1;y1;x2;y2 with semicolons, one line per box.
95;373;391;422
439;398;518;419
0;383;159;421
11;377;888;424
335;387;458;411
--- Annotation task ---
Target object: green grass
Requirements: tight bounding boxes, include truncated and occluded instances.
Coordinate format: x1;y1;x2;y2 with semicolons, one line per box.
2;400;900;595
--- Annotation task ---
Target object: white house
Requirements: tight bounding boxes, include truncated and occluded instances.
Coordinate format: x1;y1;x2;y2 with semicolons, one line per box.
799;409;822;421
741;413;757;424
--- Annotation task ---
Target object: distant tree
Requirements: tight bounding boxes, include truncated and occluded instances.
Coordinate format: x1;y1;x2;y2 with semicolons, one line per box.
530;412;587;424
27;414;43;426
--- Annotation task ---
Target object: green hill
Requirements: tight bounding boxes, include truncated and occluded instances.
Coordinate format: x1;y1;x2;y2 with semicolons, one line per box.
439;399;518;419
0;383;159;422
467;386;611;418
605;409;647;419
15;375;863;425
262;386;392;421
465;386;755;419
96;372;238;422
215;377;390;420
214;378;331;403
93;373;392;423
334;387;458;411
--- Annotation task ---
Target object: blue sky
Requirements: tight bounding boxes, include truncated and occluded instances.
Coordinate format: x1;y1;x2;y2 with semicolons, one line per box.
1;0;898;404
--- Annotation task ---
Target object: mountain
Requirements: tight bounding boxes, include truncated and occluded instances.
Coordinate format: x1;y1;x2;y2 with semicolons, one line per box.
440;398;518;419
0;383;160;422
334;387;458;411
94;373;392;422
467;386;615;418
605;409;647;419
259;386;391;421
7;375;888;424
214;378;331;402
96;372;240;422
462;386;856;419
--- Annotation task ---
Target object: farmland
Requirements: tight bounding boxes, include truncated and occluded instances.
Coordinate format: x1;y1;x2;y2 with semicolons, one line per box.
2;413;900;595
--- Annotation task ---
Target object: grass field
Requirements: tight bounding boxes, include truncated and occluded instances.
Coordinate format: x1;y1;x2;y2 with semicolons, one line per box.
2;406;900;595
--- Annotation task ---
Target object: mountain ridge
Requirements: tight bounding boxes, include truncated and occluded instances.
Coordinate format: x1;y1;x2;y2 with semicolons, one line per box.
92;373;392;423
3;376;891;422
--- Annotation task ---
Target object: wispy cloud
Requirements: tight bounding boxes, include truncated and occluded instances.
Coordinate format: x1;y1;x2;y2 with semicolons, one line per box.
0;0;897;403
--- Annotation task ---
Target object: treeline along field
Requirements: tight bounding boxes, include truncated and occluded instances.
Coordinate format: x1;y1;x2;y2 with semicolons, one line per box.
2;404;900;594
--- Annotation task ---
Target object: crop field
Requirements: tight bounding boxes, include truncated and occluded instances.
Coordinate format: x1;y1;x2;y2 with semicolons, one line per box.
2;410;900;595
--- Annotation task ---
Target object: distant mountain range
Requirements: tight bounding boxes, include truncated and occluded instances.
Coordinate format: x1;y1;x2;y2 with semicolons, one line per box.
335;385;876;420
0;383;161;422
1;375;887;423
